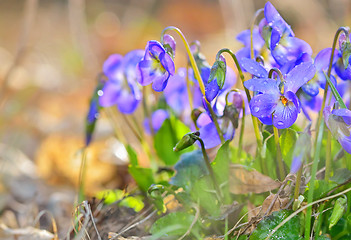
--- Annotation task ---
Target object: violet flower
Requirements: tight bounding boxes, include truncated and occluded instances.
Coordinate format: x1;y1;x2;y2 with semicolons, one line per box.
244;62;316;128
137;37;175;91
99;50;144;114
324;107;351;154
143;109;170;135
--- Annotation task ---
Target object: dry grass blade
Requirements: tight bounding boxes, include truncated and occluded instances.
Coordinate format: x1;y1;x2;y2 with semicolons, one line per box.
33;210;58;240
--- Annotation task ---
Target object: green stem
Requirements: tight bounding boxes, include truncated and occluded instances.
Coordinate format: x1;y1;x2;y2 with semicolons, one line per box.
294;165;303;201
215;48;265;170
78;147;88;203
250;8;264;59
161;26;224;143
238;100;246;159
315;27;349;150
325;131;332;181
305;121;325;240
273;126;285;180
195;135;223;201
186;63;195;120
314;203;326;237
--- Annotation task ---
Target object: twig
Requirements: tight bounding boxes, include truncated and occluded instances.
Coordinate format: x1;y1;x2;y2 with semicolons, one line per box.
265;187;351;240
33;210;58;240
83;201;102;240
179;203;200;240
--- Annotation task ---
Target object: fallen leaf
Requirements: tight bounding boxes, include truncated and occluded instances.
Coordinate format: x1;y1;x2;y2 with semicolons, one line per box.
260;193;290;215
0;224;54;240
229;165;281;194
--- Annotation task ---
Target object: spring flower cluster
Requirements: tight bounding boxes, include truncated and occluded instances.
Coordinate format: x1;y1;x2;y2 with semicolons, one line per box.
83;2;351;239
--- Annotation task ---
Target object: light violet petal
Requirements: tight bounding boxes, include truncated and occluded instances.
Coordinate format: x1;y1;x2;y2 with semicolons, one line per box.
285;62;316;93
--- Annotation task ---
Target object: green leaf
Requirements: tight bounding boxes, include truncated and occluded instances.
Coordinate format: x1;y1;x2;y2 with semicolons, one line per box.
279;128;297;167
324;71;347;109
250;210;302;240
150;211;199;237
96;189;124;205
126;144;138;166
330;168;351;184
304;180;337;201
154;117;194;166
120;196;144;212
170;150;208;192
128;166;155;192
212;141;231;203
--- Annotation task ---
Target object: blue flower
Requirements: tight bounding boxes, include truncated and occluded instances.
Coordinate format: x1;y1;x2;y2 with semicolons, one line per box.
143;109;170;135
236;27;266;63
301;48;338;97
137;37;175;91
244;62;316;128
324;107;351;154
334;33;351;80
262;2;312;67
99;50;144;114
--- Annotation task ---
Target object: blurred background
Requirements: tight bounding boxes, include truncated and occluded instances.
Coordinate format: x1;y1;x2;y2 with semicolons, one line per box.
0;0;350;238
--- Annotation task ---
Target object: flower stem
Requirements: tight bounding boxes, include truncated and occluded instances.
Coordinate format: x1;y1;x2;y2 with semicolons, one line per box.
250;8;264;59
293;165;303;201
194;135;223;202
161;26;224;143
316;27;349;186
238;100;246;159
215;48;265;169
186;63;195;118
305;120;325;240
273;126;285;180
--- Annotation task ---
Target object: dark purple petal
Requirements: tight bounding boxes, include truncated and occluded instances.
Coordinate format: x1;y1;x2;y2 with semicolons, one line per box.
285;62;316;93
205;78;220;102
116;91;140;114
148;40;166;58
103;54;123;78
240;58;268;78
222;66;236;90
151;73;170;92
301;78;320;97
338;135;351;154
244;78;280;94
272;100;299;129
335;58;351;80
332;108;351;125
258;115;273;125
270;28;281;50
285;91;300;111
290;153;303;174
264;2;294;36
315;48;337;71
272;37;312;66
160;52;175;75
87;100;99;124
250;93;278;118
199;122;221;149
99;81;121;107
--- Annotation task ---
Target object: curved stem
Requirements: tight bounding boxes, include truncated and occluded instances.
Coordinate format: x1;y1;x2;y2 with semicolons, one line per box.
161;26;224;143
186;63;195;118
194;135;223;202
250;8;264;59
268;68;284;82
215;48;264;169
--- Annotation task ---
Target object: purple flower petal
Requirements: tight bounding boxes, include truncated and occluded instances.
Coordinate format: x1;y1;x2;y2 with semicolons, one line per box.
99;81;122;107
285;62;316;93
240;58;268;78
332;108;351;125
143;109;169;134
103;54;123;79
338;135;351;154
123;50;144;81
264;2;294;37
250;93;278;118
244;78;280;94
199;122;221;149
151;72;170;92
315;48;337;71
335;58;351;80
160;52;175;75
148;41;166;58
272;37;312;66
137;59;154;86
272;99;299;129
236;28;265;49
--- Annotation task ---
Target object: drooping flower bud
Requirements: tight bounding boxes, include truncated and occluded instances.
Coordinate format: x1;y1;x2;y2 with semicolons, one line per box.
173;131;200;152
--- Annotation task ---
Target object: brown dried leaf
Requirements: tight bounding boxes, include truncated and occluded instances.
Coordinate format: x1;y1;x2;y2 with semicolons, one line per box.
229;165;281;194
0;224;54;240
261;193;290;215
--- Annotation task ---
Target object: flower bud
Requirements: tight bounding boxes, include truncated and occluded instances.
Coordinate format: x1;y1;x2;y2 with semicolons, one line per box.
173;131;200;152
